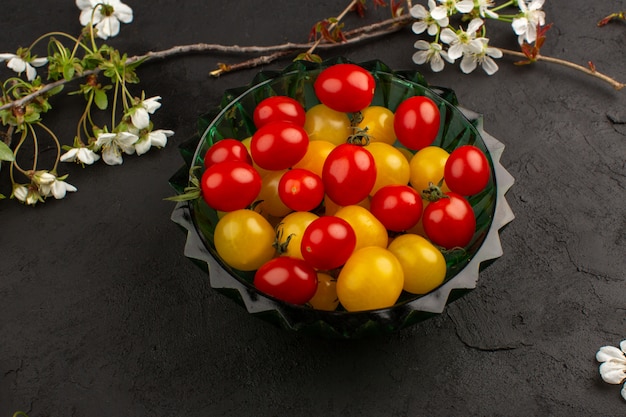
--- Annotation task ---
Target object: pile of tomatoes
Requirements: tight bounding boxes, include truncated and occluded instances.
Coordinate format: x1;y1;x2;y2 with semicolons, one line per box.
198;63;492;312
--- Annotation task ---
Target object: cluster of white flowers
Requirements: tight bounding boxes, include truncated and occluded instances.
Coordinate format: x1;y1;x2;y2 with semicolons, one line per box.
62;95;174;166
410;0;546;74
12;171;77;205
1;0;174;206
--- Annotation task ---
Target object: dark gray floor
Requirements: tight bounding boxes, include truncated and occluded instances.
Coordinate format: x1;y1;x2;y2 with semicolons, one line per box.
1;1;625;416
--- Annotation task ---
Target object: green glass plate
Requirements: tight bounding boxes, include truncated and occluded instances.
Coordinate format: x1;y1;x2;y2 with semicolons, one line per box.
170;58;515;339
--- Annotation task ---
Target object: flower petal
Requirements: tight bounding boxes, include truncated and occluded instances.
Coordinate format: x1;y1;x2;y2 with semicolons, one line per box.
409;4;428;19
95;133;116;147
456;0;475;13
51;180;77;199
134;138;151;156
460;55;477;74
430;54;445;72
430;6;447;20
102;145;123;165
77;148;100;164
481;57;499;75
599;361;626;384
511;18;528;36
447;44;463;60
75;0;96;10
7;57;26;73
31;57;48;67
60;148;79;162
25;64;37;81
597;346;626;363
131;107;150;129
467;18;484;34
117;131;139;147
114;2;133;23
412;21;428;35
440;28;457;45
142;96;162;113
12;185;28;202
96;17;120;39
412;51;429;65
150;129;174;148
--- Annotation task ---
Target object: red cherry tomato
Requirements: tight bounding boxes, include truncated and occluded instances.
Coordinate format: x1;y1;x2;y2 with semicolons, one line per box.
444;145;491;196
200;161;262;212
250;121;309;170
254;257;318;305
422;192;476;249
370;185;423;232
322;143;376;206
314;63;376;113
393;96;441;151
278;168;325;212
253;96;306;128
301;216;357;271
204;138;252;169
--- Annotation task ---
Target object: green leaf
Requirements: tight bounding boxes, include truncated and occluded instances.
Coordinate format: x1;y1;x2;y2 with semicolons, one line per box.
94;89;108;110
0;140;15;161
63;63;75;81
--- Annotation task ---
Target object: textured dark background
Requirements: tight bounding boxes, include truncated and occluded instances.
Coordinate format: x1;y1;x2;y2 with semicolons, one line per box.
1;1;625;416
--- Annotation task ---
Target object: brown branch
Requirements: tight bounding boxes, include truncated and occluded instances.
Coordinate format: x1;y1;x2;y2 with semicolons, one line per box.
499;48;625;91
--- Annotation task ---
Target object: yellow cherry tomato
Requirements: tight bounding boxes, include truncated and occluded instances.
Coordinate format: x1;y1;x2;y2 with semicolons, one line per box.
275;211;319;259
292;140;335;177
304;104;352;146
387;233;446;295
336;246;404;312
214;209;276;271
324;194;370;216
365;142;411;195
335;205;388;251
308;272;339;311
357;105;396;145
409;145;450;195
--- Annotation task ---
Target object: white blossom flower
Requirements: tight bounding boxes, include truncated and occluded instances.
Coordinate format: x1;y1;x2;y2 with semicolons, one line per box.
12;184;42;206
459;38;502;75
31;171;56;187
475;0;499;19
94;131;139;165
60;146;101;165
512;0;546;45
411;0;449;36
12;185;29;202
130;96;162;130
134;129;174;156
437;0;474;15
412;40;450;72
440;18;484;61
39;176;78;200
596;340;626;401
0;53;48;81
76;0;133;40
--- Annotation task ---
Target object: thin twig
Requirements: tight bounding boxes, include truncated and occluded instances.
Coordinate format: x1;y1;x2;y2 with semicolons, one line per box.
209;15;412;76
499;48;625;90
